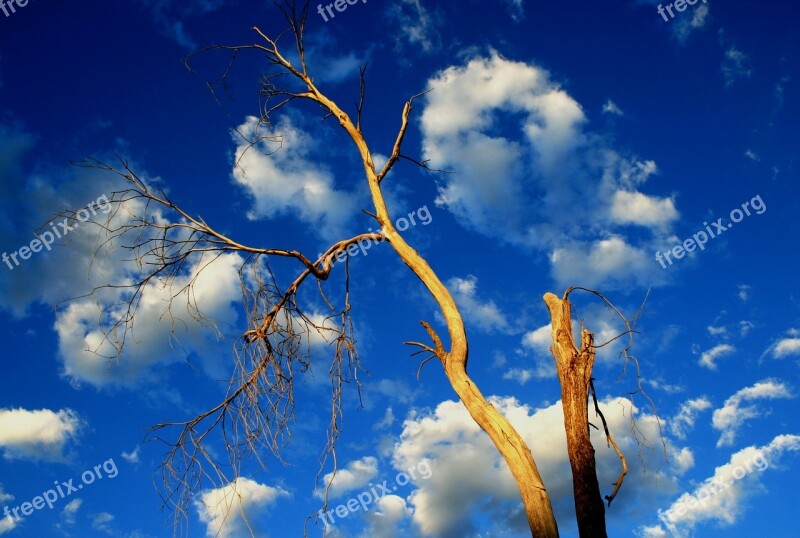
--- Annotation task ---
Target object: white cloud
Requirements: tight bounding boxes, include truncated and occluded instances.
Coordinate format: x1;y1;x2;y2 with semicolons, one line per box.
360;495;414;538
90;512;114;533
744;149;760;161
374;407;396;431
0;150;134;317
698;343;735;370
502;368;535;385
420;53;673;289
706;325;727;337
231;116;360;241
738;284;750;302
121;446;140;464
722;46;752;86
521;324;551;353
0;484;17;535
602;99;624;116
519;324;556;378
610;190;678;227
61;498;83;526
0;135;244;390
670;397;712;439
712;379;794;447
644;434;800;537
0;407;82;462
55;251;243;388
646;378;685;394
445;275;514;334
739;321;754;337
0;516;17;536
386;0;441;54
195;477;289;538
773;335;800;358
315;456;379;500
392;396;687;537
673;4;709;43
550;236;654;289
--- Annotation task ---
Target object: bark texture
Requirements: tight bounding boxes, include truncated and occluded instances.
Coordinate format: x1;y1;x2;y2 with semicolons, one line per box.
544;292;607;538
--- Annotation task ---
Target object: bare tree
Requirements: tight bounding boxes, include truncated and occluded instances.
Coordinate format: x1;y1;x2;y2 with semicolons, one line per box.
69;3;662;536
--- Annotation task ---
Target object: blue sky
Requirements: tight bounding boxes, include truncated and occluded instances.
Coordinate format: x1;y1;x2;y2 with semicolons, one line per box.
0;0;799;537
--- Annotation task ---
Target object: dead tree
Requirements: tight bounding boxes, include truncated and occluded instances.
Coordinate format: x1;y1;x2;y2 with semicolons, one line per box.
69;3;661;536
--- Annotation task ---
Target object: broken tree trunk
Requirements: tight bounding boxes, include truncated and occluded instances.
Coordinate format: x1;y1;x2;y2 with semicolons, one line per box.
544;292;608;538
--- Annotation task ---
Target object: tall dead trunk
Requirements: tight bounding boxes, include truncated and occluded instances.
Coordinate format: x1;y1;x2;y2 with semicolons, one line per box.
544;292;607;538
380;207;561;537
320;89;561;538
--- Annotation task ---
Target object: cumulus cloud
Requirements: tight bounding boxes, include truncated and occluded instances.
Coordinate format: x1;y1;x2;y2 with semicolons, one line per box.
420;52;675;289
0;133;134;318
610;190;678;227
550;236;654;289
775;338;800;357
392;396;687;537
0;516;16;536
642;434;800;537
521;324;552;353
698;343;735;370
0;125;244;390
0;485;11;504
445;275;514;334
0;484;16;534
315;456;380;500
55;250;243;388
669;397;712;439
518;324;556;379
712;379;794;447
772;329;800;358
195;477;289;538
0;408;82;462
231;116;360;241
360;495;414;538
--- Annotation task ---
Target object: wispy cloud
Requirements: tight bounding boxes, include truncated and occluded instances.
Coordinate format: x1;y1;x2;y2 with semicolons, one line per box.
712;379;794;447
698;343;735;370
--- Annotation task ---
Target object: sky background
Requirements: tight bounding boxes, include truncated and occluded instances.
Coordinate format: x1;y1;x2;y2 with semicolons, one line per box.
1;0;799;537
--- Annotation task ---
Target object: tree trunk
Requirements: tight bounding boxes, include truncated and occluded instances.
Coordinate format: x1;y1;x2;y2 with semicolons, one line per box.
385;223;560;537
544;293;607;538
317;93;562;537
